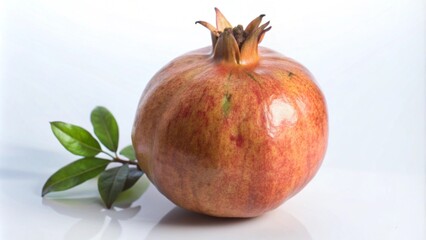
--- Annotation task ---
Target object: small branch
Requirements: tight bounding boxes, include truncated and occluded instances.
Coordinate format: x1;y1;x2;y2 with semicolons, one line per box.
112;157;139;166
103;150;138;166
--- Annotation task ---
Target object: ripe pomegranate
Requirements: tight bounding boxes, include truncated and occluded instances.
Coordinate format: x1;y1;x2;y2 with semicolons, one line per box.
132;8;328;218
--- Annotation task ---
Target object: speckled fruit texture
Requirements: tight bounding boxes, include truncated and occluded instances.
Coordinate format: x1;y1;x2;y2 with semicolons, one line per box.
132;9;328;218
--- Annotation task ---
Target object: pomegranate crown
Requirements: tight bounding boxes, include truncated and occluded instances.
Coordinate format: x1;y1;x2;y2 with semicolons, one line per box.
196;8;271;66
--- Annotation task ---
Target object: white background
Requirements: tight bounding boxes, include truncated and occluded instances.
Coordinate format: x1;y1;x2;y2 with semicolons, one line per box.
1;0;425;239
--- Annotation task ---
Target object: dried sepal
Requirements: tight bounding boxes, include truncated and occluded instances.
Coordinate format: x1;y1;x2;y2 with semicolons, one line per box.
258;25;271;43
245;14;266;35
195;21;219;34
213;28;240;64
240;22;271;65
215;7;232;31
196;21;220;49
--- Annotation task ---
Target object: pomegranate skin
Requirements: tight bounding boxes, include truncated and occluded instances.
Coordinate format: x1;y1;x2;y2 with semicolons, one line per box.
132;46;328;218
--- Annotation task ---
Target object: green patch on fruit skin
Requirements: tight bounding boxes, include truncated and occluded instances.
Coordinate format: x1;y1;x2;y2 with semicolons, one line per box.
222;93;232;117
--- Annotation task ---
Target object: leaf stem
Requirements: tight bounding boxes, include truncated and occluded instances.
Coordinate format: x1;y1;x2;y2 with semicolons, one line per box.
102;151;116;159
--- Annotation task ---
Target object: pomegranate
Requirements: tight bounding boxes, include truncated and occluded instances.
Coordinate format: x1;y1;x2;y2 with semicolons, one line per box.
132;8;328;217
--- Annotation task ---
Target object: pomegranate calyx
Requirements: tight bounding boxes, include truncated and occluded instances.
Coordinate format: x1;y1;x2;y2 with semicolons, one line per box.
197;8;271;66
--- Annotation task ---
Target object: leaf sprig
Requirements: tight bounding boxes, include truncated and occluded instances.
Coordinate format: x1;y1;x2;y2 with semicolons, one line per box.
42;106;143;209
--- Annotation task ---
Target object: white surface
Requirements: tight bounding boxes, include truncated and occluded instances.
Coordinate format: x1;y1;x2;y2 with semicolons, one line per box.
1;0;425;239
0;145;424;240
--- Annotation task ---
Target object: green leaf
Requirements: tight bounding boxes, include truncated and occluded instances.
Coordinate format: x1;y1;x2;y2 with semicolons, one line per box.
119;145;136;161
50;121;102;157
90;106;119;152
42;157;110;196
98;164;129;209
123;168;144;191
